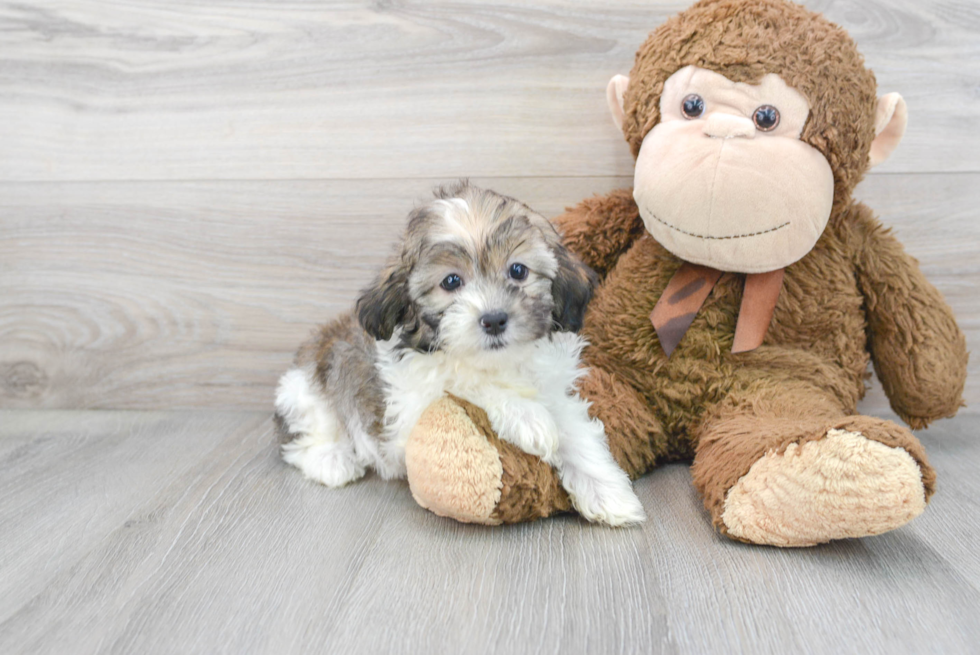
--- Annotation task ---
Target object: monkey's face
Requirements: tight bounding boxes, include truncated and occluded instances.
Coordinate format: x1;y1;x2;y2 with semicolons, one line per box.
631;66;834;273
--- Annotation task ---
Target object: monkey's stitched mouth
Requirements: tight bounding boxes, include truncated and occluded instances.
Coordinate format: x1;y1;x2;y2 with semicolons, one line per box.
643;209;790;240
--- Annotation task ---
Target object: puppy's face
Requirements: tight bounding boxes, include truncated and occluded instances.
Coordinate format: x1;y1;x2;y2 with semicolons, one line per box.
357;182;596;354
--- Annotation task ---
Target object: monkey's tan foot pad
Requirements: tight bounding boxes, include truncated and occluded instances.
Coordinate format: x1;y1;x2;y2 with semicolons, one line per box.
405;395;571;525
721;429;927;547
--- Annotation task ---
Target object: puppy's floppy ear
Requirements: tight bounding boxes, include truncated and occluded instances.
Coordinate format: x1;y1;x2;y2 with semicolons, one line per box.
551;246;598;333
356;261;413;341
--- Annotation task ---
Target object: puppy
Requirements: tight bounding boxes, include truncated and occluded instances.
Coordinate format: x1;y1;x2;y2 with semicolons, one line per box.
274;181;645;526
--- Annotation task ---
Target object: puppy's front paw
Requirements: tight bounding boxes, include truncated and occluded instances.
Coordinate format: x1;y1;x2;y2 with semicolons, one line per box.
490;405;560;462
562;467;646;527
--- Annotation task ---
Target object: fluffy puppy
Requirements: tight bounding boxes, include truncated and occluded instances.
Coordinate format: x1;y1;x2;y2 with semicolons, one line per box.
274;181;645;526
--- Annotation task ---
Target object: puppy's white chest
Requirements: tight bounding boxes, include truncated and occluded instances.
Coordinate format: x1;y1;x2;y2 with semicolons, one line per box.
446;356;537;394
482;379;539;399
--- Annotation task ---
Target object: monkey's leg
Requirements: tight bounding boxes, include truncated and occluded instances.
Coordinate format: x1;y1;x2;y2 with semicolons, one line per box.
691;377;935;547
404;395;571;525
579;366;676;479
404;367;667;525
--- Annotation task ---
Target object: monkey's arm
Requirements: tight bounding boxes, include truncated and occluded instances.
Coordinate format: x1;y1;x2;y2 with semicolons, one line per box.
552;188;646;279
851;204;967;429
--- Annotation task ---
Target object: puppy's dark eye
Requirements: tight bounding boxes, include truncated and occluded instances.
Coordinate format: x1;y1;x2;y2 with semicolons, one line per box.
753;105;780;131
681;94;705;119
440;273;462;291
509;263;529;281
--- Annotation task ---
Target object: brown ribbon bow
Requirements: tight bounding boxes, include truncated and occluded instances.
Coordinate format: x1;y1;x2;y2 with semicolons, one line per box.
650;263;784;357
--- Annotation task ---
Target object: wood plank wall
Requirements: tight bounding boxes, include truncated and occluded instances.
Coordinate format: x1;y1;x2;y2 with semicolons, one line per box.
1;0;978;410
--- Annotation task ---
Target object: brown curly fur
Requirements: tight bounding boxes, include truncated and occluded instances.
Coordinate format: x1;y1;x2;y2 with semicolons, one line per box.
417;0;968;540
558;185;964;534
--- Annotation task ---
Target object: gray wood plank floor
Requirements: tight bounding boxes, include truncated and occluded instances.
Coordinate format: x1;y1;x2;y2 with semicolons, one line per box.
1;409;978;655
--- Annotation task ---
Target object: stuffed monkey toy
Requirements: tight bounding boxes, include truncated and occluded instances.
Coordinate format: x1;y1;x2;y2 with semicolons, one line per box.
403;0;967;546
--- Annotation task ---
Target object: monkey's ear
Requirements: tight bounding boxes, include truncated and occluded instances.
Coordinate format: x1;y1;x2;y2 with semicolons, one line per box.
355;267;411;341
606;74;630;131
869;92;907;168
551;249;599;333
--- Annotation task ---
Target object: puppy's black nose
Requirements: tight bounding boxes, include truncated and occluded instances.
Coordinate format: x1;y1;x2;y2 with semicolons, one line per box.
480;311;508;336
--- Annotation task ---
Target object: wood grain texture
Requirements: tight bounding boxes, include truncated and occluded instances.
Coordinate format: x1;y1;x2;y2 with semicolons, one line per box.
2;174;977;411
0;409;978;654
0;0;977;182
0;410;267;623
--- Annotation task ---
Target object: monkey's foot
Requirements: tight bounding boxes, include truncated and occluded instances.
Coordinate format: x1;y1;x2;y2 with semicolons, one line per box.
721;429;927;547
405;395;571;525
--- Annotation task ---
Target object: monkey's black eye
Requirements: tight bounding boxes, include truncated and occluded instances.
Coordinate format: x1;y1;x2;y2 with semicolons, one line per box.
440;273;462;291
681;94;705;119
509;263;529;281
753;105;780;131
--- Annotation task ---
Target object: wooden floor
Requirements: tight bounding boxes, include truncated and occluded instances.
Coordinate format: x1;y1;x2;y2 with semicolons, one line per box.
2;1;979;653
1;409;979;654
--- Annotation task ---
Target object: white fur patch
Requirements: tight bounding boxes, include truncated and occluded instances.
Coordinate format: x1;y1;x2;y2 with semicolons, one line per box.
275;368;340;444
275;367;365;487
433;198;475;244
281;434;365;487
